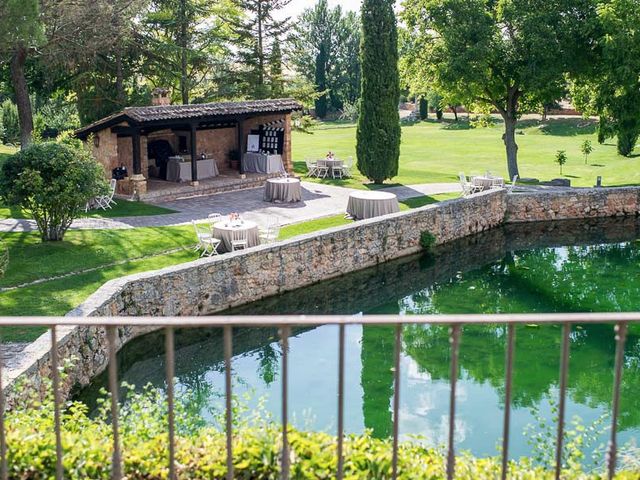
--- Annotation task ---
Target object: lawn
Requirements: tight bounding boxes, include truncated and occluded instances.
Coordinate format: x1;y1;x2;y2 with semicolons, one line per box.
292;118;640;188
0;199;176;220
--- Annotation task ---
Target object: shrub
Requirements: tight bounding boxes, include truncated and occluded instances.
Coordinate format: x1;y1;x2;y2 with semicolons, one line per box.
0;239;7;278
420;231;436;252
0;142;107;241
339;101;359;123
419;97;428;120
470;114;496;129
1;100;20;145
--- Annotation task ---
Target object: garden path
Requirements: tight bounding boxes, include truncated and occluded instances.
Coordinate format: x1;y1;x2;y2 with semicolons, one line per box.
0;182;461;233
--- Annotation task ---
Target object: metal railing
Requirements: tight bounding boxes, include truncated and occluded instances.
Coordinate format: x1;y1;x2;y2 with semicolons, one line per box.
0;313;637;480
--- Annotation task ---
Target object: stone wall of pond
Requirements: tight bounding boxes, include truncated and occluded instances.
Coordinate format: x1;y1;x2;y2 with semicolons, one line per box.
5;186;640;402
506;187;640;222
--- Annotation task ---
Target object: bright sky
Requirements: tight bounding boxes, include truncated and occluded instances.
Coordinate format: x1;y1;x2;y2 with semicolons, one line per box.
280;0;360;18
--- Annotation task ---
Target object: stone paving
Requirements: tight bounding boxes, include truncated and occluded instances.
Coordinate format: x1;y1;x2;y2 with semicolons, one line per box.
0;181;462;233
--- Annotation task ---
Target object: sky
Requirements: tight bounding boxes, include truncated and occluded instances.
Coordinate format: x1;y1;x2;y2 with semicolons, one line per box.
280;0;360;18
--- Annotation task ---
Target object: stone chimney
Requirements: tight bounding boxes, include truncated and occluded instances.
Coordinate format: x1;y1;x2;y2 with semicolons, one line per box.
151;87;171;106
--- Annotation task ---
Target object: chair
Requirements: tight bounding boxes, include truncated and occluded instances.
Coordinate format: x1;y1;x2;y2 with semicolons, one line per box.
305;158;318;178
341;157;354;178
506;174;519;193
208;213;223;225
459;172;482;197
315;159;329;179
94;179;117;210
259;216;281;244
192;221;221;257
331;160;343;179
231;228;249;251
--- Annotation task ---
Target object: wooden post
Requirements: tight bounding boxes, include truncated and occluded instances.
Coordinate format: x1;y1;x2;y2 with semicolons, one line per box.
237;120;245;175
132;129;142;175
190;123;198;185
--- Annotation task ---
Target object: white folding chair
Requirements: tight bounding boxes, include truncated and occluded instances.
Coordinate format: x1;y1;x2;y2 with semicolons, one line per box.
259;216;281;244
341;157;354;178
208;213;223;225
231;228;249;251
95;179;117;210
332;160;343;179
459;172;482;197
506;174;519;193
192;221;221;257
316;159;329;179
305;158;318;178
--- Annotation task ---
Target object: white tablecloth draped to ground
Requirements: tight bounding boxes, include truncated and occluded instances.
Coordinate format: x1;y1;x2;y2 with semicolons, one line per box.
242;153;285;174
346;191;400;220
212;220;260;253
264;178;302;203
166;157;219;182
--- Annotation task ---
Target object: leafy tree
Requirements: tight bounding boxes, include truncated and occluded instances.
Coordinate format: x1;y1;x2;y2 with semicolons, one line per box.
1;100;20;145
269;39;284;97
556;150;567;175
289;1;361;115
401;0;591;180
0;142;107;241
581;140;594;165
571;0;640;156
356;0;401;185
139;0;238;105
231;0;291;99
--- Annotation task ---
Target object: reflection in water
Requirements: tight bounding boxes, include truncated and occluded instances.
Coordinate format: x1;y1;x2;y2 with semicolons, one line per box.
76;218;640;460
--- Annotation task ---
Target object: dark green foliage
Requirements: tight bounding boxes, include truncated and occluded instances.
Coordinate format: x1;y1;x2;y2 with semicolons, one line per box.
581;140;593;165
420;230;436;251
555;150;567;175
1;100;20;145
0;142;107;241
419;97;428;120
356;0;401;184
314;43;329;118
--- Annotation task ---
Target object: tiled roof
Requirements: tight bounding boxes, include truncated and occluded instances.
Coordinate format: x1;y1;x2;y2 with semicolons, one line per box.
76;98;302;137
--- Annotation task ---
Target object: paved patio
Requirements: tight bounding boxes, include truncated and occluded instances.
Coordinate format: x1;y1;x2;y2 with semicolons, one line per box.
0;182;462;233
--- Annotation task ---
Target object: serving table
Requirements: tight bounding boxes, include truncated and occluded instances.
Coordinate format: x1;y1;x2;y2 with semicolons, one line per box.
346;191;400;220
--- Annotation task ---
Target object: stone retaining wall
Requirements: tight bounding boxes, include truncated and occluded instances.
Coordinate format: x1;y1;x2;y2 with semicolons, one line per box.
6;186;640;402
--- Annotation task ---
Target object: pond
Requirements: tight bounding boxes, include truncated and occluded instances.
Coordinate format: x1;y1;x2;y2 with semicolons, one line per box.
77;217;640;463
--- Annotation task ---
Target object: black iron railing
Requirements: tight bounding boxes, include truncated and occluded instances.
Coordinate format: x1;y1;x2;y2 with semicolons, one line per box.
0;313;637;480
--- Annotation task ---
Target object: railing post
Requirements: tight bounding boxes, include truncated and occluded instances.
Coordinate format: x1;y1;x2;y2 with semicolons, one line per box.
50;326;63;480
447;324;462;480
107;326;123;480
555;323;571;480
0;335;7;480
224;325;234;480
392;324;402;479
165;327;176;480
280;326;291;480
501;324;516;480
606;322;627;480
337;324;345;480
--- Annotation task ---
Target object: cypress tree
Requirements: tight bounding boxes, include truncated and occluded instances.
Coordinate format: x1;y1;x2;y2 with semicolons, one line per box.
314;43;328;118
356;0;400;184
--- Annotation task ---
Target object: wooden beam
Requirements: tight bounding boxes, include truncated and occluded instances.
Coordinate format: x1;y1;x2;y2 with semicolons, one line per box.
190;123;198;183
237;120;244;174
132;129;142;175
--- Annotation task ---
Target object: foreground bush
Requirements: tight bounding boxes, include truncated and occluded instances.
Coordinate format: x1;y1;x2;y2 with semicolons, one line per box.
4;391;639;480
0;142;107;241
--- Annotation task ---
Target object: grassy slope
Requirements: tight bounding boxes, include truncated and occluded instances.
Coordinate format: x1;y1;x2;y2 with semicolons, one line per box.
292;118;640;188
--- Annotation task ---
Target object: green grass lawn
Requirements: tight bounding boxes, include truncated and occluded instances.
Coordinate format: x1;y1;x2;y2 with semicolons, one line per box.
0;199;176;220
292;118;640;188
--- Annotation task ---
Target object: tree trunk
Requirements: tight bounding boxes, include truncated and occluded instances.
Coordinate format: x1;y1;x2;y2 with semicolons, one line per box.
179;0;189;105
115;49;126;108
10;45;34;149
257;1;264;89
450;105;458;122
502;115;520;181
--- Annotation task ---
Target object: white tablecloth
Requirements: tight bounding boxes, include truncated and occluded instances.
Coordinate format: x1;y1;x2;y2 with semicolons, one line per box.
242;153;285;174
472;176;504;190
167;158;219;182
212;220;260;253
346;191;400;220
264;178;302;202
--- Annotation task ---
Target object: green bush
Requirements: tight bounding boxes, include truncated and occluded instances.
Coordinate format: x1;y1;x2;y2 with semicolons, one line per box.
419;231;436;252
4;389;639;479
470;114;496;129
1;100;20;145
0;142;107;241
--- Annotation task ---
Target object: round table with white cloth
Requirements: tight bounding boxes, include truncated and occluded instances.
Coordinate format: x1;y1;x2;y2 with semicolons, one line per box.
264;177;302;203
212;220;260;253
346;191;400;220
472;176;504;191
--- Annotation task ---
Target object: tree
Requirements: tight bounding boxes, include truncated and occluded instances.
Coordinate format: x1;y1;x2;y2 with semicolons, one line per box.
401;0;591;180
232;0;291;99
570;0;640;157
0;143;107;241
0;0;43;148
269;39;284;97
581;140;594;165
419;97;428;120
555;150;567;175
356;0;401;185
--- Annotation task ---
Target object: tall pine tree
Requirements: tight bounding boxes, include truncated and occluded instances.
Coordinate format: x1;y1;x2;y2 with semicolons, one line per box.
232;0;291;99
356;0;400;184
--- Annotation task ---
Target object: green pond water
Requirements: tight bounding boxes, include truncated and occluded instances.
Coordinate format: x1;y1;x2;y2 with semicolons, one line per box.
78;218;640;463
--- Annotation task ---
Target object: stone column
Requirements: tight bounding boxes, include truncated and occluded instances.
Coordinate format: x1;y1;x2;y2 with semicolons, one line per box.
130;174;147;199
